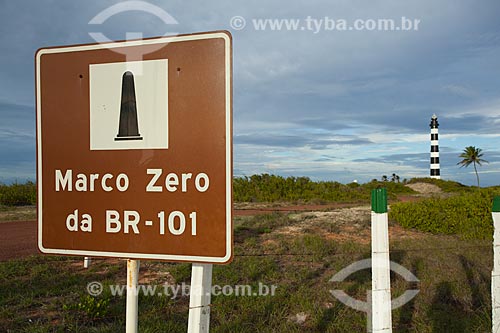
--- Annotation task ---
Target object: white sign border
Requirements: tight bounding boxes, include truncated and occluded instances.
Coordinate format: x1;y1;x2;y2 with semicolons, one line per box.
35;31;232;263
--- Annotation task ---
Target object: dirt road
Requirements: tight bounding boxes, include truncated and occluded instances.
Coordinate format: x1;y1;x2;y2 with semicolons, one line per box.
0;220;37;261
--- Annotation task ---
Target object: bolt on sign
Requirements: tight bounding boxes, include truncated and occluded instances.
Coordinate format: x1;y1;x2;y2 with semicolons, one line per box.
35;31;233;263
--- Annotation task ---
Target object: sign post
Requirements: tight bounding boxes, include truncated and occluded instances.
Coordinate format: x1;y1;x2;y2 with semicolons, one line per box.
188;263;213;333
83;257;91;268
126;259;140;333
36;31;233;331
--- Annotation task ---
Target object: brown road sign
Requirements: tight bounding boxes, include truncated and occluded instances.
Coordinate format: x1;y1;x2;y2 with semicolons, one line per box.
35;31;233;263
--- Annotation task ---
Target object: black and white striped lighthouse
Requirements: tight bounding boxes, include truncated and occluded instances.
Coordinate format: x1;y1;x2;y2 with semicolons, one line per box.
429;114;440;179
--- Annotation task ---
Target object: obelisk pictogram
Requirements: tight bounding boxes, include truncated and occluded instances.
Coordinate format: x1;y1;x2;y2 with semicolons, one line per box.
115;71;143;141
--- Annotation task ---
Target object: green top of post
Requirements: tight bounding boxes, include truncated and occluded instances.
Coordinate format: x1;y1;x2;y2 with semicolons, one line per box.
493;196;500;213
371;188;387;213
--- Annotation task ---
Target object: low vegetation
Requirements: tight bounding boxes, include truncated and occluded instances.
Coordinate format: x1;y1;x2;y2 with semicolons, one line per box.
389;188;499;240
233;174;415;203
0;181;36;206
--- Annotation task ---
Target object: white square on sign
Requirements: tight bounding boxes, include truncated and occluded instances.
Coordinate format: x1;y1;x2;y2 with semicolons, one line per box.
89;59;168;150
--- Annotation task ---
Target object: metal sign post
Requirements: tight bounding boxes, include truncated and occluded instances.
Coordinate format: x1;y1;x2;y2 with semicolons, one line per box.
83;256;91;268
126;259;140;333
188;263;213;333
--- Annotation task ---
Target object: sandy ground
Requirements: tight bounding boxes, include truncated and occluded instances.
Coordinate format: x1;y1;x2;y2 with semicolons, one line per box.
272;205;424;244
405;182;442;195
0;205;36;222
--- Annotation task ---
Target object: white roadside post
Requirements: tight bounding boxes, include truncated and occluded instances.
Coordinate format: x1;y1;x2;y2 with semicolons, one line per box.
188;263;213;333
371;188;392;333
492;197;500;332
83;257;91;268
126;259;140;333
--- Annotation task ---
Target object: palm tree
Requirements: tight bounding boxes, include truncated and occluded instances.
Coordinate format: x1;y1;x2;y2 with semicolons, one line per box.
391;173;400;183
457;146;488;187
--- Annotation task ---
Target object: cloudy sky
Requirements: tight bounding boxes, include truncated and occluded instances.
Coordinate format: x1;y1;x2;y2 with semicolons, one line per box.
1;0;500;186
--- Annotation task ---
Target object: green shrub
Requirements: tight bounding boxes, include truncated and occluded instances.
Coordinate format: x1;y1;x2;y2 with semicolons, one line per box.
389;189;498;239
233;174;416;203
0;181;36;206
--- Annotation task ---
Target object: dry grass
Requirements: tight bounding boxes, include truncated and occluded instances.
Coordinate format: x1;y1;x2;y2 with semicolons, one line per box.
0;205;36;222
